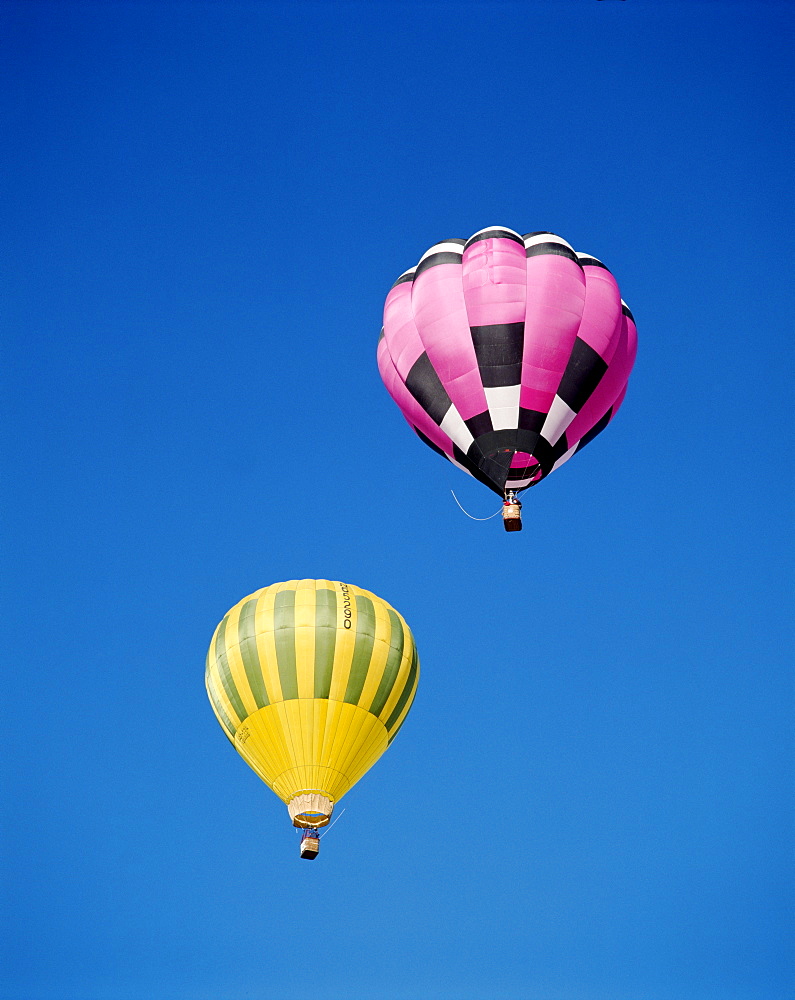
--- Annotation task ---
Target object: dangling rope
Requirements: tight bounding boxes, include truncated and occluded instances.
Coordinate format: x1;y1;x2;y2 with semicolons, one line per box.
318;808;346;839
450;490;503;521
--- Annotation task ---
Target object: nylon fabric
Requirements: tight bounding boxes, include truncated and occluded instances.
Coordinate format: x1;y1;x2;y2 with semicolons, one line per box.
377;226;636;496
206;580;418;808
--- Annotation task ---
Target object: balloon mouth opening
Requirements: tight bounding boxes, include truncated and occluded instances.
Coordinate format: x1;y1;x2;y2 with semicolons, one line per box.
288;792;334;829
292;811;331;829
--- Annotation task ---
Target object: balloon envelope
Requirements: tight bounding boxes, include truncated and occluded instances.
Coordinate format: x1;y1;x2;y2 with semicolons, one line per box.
377;228;637;496
206;580;419;827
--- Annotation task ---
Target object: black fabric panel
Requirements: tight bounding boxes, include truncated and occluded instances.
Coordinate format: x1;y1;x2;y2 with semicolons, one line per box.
525;241;580;265
413;251;463;279
514;428;543;456
521;434;554;476
378;328;385;343
557;337;609;413
550;434;571;465
464;410;493;438
390;271;416;288
470;429;519;458
414;426;448;459
464;228;524;249
452;444;503;496
577;255;611;271
466;439;513;493
470;322;524;388
466;429;522;494
575;407;613;451
523;231;555;238
405;353;452;426
622;302;635;322
518;408;546;433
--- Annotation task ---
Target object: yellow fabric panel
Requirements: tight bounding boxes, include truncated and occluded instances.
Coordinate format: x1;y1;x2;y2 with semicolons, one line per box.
293;580;317;700
327;581;358;702
339;724;392;794
236;699;389;804
237;700;293;787
253;585;283;704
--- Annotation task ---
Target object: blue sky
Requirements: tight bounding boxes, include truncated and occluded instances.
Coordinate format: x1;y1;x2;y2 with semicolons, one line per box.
2;2;792;998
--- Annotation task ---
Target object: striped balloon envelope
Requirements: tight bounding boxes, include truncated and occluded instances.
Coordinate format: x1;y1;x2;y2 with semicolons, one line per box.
206;580;419;833
377;227;637;500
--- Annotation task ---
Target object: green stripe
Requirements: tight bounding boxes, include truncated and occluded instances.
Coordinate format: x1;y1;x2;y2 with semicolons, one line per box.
206;671;237;739
213;616;248;722
344;595;376;705
314;589;337;698
385;645;419;734
369;609;406;716
236;597;269;709
273;588;298;700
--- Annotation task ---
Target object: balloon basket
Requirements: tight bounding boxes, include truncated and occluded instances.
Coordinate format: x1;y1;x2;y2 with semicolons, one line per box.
300;829;320;860
502;500;522;532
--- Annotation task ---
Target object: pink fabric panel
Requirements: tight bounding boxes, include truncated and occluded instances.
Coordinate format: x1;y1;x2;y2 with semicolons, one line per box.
577;265;623;363
604;313;637;422
377;338;455;457
410;263;476;380
382;282;426;378
460;238;527;327
519;374;562;412
410;262;488;421
609;382;629;421
521;254;586;412
510;451;534;468
566;310;638;444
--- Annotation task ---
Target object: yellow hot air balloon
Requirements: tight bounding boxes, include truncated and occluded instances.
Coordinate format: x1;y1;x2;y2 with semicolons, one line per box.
205;579;419;859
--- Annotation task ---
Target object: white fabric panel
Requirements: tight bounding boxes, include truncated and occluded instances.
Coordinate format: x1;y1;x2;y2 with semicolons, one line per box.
552;442;578;471
470;225;522;242
484;385;520;431
540;394;576;446
418;242;464;263
524;232;576;252
440;405;474;451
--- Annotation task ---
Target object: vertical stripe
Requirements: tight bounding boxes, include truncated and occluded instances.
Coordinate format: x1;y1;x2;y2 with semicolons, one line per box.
356;599;392;710
293;581;317;699
273;588;298;700
254;586;283;704
205;674;237;738
344;595;376;705
385;645;419;732
213;616;248;722
369;609;406;717
237;596;269;709
387;666;419;744
313;588;337;697
328;582;357;702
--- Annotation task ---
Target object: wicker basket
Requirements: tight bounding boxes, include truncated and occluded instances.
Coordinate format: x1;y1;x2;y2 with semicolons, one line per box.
300;837;320;860
502;503;522;532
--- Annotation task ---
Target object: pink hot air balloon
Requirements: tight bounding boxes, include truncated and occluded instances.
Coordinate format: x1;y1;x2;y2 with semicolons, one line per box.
377;228;637;531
